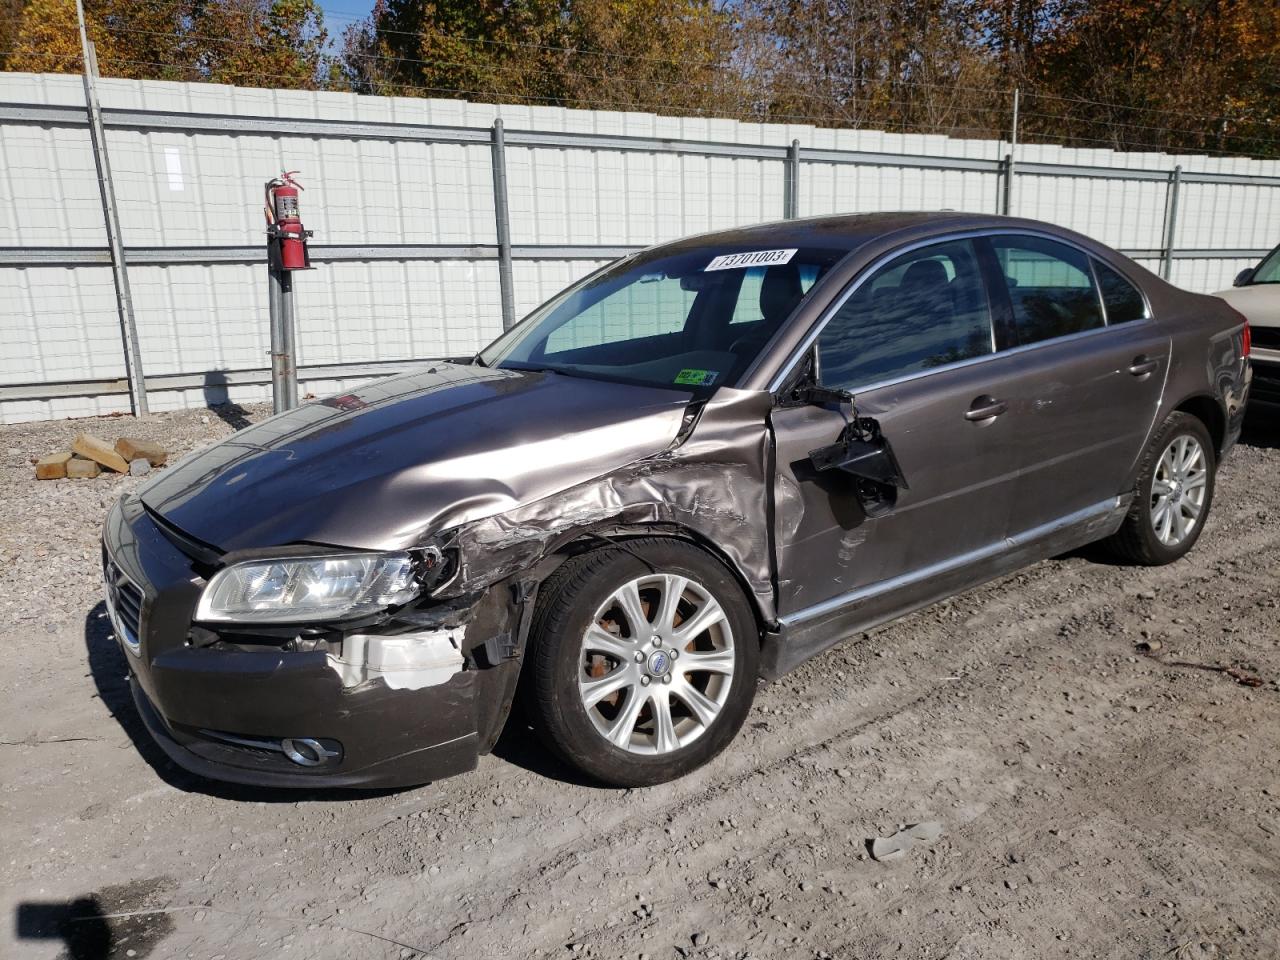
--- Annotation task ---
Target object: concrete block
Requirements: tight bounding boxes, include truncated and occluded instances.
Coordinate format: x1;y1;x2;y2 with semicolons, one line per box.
115;437;168;466
72;433;128;473
35;451;73;479
66;456;101;479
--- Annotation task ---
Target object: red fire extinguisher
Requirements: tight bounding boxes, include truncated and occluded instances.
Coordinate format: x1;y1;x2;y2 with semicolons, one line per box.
265;171;312;270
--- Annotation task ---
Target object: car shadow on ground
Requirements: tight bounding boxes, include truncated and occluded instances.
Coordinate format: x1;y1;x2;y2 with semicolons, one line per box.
489;717;606;789
83;602;407;803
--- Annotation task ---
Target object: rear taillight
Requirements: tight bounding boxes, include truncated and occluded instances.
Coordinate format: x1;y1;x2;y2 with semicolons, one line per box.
1225;303;1251;357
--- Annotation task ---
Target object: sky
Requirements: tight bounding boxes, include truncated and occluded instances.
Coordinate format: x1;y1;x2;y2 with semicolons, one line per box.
319;1;373;31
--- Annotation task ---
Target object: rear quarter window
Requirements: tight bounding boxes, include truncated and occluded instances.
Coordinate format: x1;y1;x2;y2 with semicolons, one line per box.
1093;259;1149;324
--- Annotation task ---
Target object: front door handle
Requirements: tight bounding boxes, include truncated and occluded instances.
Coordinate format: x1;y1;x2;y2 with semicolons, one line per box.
964;395;1007;422
1128;355;1159;377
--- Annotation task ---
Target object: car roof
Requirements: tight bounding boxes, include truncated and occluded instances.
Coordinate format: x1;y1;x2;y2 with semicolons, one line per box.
654;211;1001;254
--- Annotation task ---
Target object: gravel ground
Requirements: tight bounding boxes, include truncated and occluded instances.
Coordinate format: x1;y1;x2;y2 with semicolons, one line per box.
1;403;1278;960
0;403;265;631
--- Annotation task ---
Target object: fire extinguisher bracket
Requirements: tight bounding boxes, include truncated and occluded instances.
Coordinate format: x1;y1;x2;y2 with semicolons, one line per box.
266;224;315;270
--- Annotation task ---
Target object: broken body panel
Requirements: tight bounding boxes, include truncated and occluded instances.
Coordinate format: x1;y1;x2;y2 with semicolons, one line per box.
101;212;1250;788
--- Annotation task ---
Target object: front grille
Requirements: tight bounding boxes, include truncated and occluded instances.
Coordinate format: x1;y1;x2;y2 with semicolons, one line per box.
1253;325;1280;351
103;551;144;653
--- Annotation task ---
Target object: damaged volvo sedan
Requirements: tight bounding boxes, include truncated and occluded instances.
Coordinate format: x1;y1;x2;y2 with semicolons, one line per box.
102;212;1251;789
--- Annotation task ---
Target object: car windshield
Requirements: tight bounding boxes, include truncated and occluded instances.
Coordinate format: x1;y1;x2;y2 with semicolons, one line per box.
1250;246;1280;284
477;244;853;392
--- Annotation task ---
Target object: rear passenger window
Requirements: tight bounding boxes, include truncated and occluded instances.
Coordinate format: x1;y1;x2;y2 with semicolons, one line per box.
818;239;993;391
1093;259;1148;324
992;236;1104;343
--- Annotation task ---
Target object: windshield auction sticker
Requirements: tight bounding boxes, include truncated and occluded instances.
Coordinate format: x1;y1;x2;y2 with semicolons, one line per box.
704;248;798;271
674;368;719;386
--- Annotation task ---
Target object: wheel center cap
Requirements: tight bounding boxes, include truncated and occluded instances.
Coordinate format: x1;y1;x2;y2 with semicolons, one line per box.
646;650;671;677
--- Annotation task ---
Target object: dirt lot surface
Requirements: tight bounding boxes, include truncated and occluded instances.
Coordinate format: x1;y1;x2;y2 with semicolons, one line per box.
1;404;1278;960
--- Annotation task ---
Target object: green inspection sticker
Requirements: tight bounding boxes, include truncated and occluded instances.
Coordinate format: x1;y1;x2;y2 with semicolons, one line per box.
674;368;719;386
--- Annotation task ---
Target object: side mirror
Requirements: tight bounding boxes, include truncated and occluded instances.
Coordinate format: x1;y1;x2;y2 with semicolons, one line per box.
1234;268;1254;287
808;416;908;518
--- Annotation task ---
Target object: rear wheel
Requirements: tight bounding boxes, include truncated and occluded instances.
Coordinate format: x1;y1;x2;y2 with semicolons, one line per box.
1103;411;1216;565
527;539;758;787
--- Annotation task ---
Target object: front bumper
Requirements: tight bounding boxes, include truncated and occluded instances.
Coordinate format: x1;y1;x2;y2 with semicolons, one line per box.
102;496;487;788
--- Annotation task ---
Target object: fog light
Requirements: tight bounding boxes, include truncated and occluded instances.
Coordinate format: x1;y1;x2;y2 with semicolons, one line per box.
281;737;340;767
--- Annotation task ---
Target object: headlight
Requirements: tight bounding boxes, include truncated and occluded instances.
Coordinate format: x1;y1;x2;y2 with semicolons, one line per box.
195;552;419;624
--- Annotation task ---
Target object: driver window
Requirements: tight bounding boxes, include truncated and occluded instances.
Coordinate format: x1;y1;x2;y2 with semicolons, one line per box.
818;239;994;391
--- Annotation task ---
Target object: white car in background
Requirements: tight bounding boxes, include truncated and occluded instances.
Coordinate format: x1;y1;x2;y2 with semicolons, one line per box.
1216;244;1280;406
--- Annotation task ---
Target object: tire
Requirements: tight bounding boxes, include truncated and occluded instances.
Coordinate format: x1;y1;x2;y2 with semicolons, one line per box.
1103;411;1216;565
527;538;759;787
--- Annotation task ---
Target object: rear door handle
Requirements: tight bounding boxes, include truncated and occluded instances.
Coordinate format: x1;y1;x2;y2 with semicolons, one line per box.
964;395;1007;422
1128;355;1159;377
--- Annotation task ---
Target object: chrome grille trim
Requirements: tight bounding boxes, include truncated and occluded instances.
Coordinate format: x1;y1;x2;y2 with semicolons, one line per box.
103;550;145;656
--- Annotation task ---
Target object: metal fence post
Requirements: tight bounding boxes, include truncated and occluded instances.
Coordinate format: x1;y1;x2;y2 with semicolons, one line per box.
76;0;148;415
784;139;800;219
1161;164;1183;280
491;119;516;331
1010;87;1020;157
1001;153;1015;216
1002;86;1019;217
280;271;298;406
267;261;287;413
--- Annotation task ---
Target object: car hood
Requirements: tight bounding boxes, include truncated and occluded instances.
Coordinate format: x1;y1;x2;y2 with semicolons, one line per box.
139;363;693;553
1214;284;1280;327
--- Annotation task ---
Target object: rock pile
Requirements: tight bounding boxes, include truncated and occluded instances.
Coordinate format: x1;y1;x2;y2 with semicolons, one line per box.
33;433;168;480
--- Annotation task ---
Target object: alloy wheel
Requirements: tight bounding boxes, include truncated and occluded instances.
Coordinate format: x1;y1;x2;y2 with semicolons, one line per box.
578;573;736;755
1150;434;1208;547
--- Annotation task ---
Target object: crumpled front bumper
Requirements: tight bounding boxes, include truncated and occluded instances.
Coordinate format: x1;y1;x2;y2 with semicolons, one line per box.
101;496;490;789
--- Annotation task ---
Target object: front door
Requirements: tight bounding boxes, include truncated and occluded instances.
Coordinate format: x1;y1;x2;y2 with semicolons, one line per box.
770;237;1024;619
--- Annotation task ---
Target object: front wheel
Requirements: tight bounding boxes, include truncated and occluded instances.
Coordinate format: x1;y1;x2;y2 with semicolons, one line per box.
1103;411;1216;565
527;539;759;787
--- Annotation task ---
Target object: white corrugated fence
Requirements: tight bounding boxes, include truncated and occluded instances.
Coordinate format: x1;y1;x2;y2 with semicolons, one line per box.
1;72;1278;423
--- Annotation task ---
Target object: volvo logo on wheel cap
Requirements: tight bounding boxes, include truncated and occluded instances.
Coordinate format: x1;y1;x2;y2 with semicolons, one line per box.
646;650;671;676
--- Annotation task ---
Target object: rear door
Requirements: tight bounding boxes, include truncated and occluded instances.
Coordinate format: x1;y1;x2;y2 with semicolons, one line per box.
770;237;1025;616
979;235;1168;535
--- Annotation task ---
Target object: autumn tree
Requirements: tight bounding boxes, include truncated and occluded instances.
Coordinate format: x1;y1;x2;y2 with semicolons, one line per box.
192;0;330;88
339;0;746;114
340;0;562;100
553;0;747;115
4;0;1279;157
1022;0;1280;155
742;0;1007;135
2;0;330;88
